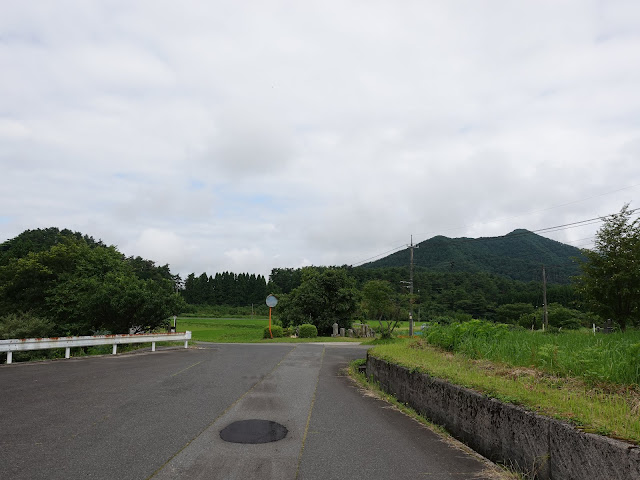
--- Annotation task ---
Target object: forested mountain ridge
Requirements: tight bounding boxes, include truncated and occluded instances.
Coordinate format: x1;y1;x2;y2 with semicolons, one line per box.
363;229;585;284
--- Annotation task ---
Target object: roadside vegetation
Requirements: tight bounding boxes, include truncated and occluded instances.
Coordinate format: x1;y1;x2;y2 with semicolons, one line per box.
0;228;183;338
421;320;640;386
367;335;640;445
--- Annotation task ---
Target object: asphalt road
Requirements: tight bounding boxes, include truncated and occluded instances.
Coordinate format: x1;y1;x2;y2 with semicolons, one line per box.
0;343;501;479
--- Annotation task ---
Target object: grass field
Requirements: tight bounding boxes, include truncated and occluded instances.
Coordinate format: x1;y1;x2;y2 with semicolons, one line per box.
177;316;362;343
420;320;640;386
369;339;640;445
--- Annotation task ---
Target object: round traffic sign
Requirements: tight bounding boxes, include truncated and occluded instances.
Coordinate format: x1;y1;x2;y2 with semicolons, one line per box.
266;295;278;308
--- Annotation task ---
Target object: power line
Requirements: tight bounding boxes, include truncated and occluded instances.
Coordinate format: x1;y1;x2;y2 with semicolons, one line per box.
431;208;640;246
411;184;640;240
350;243;407;267
349;207;639;268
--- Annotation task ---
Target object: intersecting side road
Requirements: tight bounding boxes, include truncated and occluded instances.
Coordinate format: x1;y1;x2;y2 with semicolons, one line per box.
0;343;500;480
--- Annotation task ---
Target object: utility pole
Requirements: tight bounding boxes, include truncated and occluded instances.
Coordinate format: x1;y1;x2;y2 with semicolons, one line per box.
409;235;417;337
542;265;548;331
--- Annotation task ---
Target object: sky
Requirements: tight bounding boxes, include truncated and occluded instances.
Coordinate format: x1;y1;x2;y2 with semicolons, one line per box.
2;0;640;280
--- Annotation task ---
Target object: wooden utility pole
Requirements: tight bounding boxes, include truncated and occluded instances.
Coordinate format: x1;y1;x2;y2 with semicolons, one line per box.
542;265;549;331
409;236;416;336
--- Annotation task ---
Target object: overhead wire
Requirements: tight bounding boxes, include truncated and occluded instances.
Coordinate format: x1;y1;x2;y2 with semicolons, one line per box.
410;184;640;240
350;243;407;267
349;207;640;268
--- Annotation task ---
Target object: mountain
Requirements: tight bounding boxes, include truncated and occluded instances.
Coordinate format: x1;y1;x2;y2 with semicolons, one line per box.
362;229;585;284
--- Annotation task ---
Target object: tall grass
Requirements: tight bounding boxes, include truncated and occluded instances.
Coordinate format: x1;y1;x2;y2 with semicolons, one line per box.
369;341;640;444
423;320;640;386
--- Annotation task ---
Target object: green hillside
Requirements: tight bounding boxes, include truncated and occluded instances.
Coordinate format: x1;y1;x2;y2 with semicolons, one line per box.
363;229;585;284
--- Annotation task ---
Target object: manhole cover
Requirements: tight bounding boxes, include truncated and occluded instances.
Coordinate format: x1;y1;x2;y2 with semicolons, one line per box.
220;419;288;444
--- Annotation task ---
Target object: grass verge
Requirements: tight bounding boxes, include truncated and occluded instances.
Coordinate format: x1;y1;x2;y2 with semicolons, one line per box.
369;340;640;445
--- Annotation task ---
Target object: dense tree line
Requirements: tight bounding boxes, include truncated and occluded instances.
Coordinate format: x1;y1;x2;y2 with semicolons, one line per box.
182;271;268;306
271;265;597;333
0;228;184;338
267;265;579;323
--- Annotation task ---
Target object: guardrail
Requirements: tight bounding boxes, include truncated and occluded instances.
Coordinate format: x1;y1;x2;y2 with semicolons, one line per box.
0;331;192;364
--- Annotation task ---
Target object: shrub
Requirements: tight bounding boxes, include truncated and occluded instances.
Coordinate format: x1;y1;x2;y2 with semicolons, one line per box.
495;303;535;324
432;315;456;325
0;312;57;363
299;323;318;338
263;325;284;338
0;312;55;339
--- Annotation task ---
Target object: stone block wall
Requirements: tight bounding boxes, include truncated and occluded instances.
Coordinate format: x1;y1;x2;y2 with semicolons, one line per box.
366;354;639;480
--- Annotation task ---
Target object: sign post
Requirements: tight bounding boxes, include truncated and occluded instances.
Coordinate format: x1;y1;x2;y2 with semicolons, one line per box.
265;295;278;339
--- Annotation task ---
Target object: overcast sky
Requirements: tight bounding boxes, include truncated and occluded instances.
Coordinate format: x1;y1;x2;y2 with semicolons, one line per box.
2;0;639;279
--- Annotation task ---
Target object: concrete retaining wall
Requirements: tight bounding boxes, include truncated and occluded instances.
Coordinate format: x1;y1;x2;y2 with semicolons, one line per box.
366;354;640;480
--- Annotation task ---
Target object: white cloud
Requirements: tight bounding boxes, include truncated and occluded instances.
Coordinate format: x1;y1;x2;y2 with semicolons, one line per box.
126;228;189;268
2;0;640;278
223;247;265;272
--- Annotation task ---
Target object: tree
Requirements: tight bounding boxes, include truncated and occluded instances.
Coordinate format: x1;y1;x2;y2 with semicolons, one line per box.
0;236;184;336
181;270;268;306
0;227;104;266
268;267;303;294
361;280;403;338
576;204;640;330
494;303;535;324
277;268;360;335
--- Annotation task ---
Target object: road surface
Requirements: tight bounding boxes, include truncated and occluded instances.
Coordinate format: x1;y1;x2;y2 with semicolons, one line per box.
0;343;502;479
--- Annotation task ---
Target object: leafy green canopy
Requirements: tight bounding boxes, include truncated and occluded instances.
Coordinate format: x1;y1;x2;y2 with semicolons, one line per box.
576;204;640;331
0;231;184;336
361;280;404;338
0;227;105;266
276;268;360;335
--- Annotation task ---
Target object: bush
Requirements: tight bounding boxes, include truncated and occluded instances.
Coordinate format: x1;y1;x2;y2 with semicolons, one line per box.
0;312;55;339
495;303;535;324
548;304;585;330
263;325;284;338
0;312;57;363
299;323;318;338
431;315;456;325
